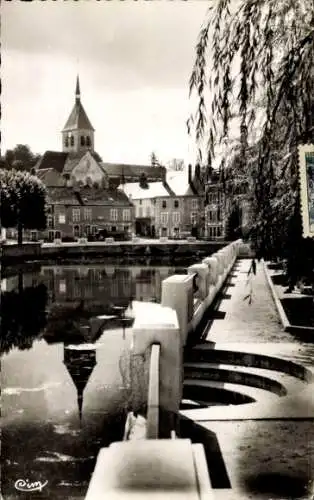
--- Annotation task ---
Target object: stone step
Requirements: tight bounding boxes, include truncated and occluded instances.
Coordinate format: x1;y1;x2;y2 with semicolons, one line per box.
183;379;278;406
184;364;287;396
185;344;313;383
184;362;306;395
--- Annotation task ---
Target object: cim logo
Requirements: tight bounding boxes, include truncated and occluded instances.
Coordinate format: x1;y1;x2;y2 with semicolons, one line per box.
15;479;48;493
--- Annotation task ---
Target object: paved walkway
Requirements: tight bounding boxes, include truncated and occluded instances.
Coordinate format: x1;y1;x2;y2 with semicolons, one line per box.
180;259;314;499
207;259;300;344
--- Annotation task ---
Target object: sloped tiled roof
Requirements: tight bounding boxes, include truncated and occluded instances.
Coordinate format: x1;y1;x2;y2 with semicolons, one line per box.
46;186;132;207
122;181;171;200
62;101;94;132
36;151;68;173
76;187;133;206
36;168;66;187
46;187;81;205
101;163;166;180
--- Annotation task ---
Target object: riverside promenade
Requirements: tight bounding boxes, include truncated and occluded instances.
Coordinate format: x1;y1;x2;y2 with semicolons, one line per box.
181;259;314;500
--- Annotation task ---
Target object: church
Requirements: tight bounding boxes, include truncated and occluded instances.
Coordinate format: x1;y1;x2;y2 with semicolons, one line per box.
36;76;166;188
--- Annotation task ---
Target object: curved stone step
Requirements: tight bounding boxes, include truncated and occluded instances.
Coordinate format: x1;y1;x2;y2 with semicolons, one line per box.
184;362;306;396
183;379;278;406
185;346;313;383
184;364;287;396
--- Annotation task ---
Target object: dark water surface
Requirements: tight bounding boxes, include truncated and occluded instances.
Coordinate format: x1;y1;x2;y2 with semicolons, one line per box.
1;260;192;499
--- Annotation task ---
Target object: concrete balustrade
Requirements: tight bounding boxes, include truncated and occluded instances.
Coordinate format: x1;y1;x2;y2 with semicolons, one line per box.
131;303;182;438
160;240;240;341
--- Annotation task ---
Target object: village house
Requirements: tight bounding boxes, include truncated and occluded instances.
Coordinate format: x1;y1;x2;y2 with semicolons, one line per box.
44;186;134;241
122;164;205;239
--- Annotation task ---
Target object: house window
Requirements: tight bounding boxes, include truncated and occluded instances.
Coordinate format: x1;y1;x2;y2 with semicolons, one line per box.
85;225;91;236
191;212;197;224
174;200;179;208
162;200;167;208
146;206;151;217
192;199;198;209
111;226;116;232
70;135;74;146
81;136;85;146
72;208;80;222
172;212;180;225
73;225;80;238
110;209;118;221
47;216;54;229
160;212;168;225
58;214;66;224
138;207;143;218
86;136;91;147
84;208;92;221
123;209;131;221
65;137;69;148
139;199;142;205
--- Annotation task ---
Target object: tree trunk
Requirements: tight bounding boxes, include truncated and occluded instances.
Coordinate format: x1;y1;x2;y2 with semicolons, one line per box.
17;220;23;246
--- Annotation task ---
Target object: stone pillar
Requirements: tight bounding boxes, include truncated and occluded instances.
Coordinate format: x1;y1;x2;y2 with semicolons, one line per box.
131;303;182;438
187;263;210;300
161;274;195;345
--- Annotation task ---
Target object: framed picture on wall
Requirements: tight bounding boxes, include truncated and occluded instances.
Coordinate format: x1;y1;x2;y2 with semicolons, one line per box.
298;144;314;238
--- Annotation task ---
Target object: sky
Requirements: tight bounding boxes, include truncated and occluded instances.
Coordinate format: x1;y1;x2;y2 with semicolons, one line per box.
2;1;210;166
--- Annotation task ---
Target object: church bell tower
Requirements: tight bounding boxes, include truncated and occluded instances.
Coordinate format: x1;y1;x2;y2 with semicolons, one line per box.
62;76;95;154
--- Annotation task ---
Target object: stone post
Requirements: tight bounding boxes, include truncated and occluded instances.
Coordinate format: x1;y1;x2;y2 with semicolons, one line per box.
187;263;210;300
161;274;195;345
131;303;182;438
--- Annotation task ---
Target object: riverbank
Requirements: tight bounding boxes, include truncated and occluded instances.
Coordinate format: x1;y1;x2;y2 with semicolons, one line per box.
1;239;226;265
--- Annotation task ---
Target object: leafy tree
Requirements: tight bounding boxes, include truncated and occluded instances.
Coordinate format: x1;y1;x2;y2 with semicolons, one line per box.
1;283;48;355
189;0;314;284
4;144;41;171
0;169;47;245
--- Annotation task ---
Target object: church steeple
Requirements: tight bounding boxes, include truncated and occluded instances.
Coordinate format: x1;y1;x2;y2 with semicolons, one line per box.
75;75;80;103
62;76;95;154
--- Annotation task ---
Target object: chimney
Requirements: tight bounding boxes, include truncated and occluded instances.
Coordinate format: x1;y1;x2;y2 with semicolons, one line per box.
195;163;201;179
188;164;192;185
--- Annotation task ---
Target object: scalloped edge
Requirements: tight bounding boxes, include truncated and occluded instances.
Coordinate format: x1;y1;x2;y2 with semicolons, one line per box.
297;144;314;238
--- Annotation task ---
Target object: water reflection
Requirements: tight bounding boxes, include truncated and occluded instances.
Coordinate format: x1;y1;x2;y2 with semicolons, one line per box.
1;261;188;499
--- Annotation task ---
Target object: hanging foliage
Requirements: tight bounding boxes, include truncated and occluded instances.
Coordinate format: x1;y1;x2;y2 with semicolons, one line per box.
189;0;314;273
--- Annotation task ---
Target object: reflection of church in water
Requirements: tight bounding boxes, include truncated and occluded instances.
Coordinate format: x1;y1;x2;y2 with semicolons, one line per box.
63;343;97;422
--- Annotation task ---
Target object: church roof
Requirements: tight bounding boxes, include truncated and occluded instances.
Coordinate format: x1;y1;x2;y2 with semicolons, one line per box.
36;150;102;176
36;151;68;173
101;162;166;181
62;101;95;132
62;76;94;132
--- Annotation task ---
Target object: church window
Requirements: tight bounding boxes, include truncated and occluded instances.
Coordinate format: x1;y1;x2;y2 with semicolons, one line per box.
81;136;85;146
70;135;74;146
86;136;91;147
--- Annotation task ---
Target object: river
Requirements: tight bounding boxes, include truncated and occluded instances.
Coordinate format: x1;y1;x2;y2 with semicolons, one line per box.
1;260;194;499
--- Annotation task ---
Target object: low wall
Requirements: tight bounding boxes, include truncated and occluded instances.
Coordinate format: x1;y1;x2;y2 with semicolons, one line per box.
161;239;241;344
1;239;249;264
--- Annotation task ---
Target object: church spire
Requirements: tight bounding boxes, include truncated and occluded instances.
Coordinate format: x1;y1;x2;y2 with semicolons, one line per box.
75;75;80;103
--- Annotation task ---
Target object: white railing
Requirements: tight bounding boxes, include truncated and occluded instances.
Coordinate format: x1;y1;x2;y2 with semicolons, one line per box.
146;343;160;439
